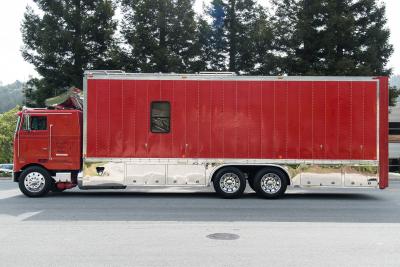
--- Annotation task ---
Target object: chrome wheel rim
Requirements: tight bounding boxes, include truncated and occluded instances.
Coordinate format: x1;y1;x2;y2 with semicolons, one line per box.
260;173;282;194
24;172;45;192
220;173;241;193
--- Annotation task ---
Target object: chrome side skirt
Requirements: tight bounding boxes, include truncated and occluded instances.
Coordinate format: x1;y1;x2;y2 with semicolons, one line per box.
79;158;379;189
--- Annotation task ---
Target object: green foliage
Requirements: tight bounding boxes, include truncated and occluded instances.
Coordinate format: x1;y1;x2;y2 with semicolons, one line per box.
21;0;119;106
0;106;20;163
0;81;23;113
389;87;400;107
201;0;274;73
206;0;229;70
19;0;396;106
271;0;393;76
121;0;198;73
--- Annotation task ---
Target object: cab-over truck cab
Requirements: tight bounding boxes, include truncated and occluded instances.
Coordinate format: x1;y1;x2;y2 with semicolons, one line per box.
13;108;82;197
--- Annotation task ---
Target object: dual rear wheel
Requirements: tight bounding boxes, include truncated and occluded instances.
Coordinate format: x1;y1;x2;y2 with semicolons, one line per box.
213;167;288;199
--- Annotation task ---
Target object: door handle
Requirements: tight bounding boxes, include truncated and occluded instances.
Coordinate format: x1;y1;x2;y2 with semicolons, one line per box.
42;147;48;150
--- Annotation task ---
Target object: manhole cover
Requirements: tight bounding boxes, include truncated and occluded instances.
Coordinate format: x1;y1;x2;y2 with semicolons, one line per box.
206;233;240;240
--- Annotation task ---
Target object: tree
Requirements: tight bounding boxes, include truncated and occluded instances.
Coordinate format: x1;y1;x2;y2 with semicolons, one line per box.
271;0;393;76
224;0;266;73
351;0;393;76
120;0;198;73
202;0;273;73
169;0;199;72
21;0;118;106
191;15;213;72
269;0;298;75
389;86;400;107
0;106;20;163
206;0;228;71
245;6;276;75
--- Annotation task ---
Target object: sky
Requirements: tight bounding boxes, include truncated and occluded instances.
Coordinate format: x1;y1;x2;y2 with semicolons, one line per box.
0;0;398;85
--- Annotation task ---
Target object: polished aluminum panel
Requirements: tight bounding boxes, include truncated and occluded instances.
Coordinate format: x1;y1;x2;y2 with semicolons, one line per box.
298;164;343;187
82;161;125;187
81;158;380;189
167;164;206;185
54;172;72;183
126;164;166;185
287;163;379;188
343;165;379;187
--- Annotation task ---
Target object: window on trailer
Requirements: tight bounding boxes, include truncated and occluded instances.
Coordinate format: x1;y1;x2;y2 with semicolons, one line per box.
150;101;170;133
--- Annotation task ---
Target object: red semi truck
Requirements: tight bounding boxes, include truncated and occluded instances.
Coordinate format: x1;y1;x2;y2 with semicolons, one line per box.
13;71;389;198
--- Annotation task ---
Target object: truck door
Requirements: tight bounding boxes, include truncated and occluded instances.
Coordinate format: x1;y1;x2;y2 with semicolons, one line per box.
19;114;50;163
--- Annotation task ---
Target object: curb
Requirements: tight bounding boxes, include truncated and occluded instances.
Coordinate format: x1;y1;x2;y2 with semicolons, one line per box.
0;177;12;181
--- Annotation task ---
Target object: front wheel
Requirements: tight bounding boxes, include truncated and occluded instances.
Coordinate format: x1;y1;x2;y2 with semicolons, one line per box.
18;166;52;197
253;168;288;199
213;167;246;199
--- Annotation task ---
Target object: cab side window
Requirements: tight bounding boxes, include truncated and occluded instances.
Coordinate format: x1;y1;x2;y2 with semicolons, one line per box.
23;116;47;131
31;116;47;130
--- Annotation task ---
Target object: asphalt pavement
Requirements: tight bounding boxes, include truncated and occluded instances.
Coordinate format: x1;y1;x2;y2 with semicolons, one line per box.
1;180;400;266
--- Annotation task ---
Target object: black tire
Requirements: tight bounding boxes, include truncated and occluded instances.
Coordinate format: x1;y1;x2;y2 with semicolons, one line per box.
18;166;52;197
213;167;246;199
253;167;288;199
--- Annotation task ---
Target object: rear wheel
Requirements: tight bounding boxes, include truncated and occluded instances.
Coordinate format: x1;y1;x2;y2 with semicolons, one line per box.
213;167;246;199
18;166;52;197
253;168;288;199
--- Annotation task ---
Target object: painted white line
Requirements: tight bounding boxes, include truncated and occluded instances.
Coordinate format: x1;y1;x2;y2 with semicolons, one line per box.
17;211;42;221
0;211;43;224
0;188;21;200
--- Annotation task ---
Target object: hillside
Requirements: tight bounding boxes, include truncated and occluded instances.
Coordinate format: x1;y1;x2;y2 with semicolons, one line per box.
0;81;23;113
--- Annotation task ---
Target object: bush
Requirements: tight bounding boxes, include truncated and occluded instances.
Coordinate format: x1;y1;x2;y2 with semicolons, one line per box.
0;171;12;177
0;106;20;163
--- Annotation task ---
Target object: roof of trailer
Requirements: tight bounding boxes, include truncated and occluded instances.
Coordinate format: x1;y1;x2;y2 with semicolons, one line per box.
84;70;380;82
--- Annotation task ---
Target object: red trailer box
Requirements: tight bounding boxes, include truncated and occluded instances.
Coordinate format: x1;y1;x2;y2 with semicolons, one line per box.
13;71;389;198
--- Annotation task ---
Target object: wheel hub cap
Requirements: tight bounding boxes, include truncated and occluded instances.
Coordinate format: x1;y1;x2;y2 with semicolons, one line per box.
220;173;240;193
24;172;45;192
260;173;282;194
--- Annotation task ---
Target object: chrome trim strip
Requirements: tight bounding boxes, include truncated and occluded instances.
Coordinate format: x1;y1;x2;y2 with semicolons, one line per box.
83;75;88;157
83;157;378;165
376;79;380;163
84;71;378;82
49;124;53;160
